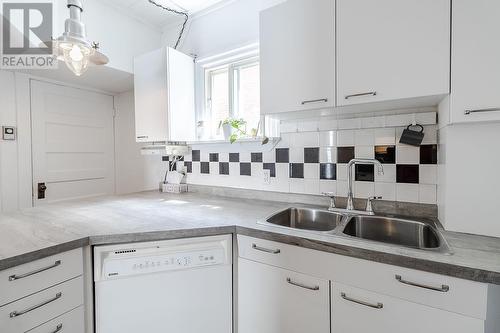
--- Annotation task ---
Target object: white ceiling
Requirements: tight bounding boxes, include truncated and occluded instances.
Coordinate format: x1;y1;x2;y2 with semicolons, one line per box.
101;0;229;30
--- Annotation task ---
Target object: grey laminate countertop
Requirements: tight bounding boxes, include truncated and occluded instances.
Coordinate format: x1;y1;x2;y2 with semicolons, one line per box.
1;191;499;284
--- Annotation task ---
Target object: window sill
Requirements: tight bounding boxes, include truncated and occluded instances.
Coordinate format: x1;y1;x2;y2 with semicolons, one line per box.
188;137;281;151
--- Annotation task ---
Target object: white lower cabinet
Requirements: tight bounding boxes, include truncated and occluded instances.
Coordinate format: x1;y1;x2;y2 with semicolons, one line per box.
238;258;330;333
332;283;484;333
26;306;84;333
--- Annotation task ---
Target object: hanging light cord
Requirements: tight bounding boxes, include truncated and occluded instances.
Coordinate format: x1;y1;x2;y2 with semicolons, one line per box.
147;0;188;49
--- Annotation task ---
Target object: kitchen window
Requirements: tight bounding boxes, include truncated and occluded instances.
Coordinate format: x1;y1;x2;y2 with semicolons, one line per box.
202;57;261;140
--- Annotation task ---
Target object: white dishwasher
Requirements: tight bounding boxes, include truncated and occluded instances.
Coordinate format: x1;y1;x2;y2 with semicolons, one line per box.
94;234;232;333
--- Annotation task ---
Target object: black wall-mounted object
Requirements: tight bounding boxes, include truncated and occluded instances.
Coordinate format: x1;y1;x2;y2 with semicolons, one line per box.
399;124;425;146
37;183;47;199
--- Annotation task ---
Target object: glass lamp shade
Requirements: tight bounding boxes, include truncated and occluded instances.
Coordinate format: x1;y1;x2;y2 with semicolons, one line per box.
60;42;94;76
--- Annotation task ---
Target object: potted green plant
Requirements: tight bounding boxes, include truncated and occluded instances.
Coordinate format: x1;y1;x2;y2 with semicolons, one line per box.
218;118;269;144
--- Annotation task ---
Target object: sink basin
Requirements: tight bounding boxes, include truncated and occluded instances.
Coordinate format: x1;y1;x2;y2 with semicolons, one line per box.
341;215;448;252
263;207;345;232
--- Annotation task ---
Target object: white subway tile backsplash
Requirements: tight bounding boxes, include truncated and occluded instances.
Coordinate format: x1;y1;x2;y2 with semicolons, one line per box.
318;118;338;131
355;182;375;199
336;180;348;197
337;130;355;146
320;147;336;163
289;178;305;194
396;184;419;202
303;179;320;195
263;150;274;163
297;120;319;132
275;163;289;178
338;118;361;130
320;180;336;194
396;145;420;164
419;184;437;204
374;128;396;145
319;131;336;147
421;125;438;144
375;182;397;201
219;152;229;162
304;164;319;179
375;164;396;182
239;152;251;163
291;132;320;147
355;145;375;159
337;163;348;181
355;129;375;145
419;165;438;184
289;148;303;163
280;121;298;133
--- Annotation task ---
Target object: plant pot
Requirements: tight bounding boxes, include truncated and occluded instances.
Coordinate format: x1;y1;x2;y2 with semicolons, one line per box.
222;124;233;140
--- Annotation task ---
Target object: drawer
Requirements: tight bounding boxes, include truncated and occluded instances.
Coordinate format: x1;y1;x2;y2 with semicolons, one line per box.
0;276;84;333
332;283;484;333
0;249;83;306
238;235;489;319
26;306;84;333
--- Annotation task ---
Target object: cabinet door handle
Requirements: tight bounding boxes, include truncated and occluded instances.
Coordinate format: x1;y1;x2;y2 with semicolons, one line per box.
341;292;383;309
252;243;280;254
286;277;320;291
9;260;61;281
464;108;500;115
395;275;449;292
10;292;62;318
301;98;328;105
51;324;63;333
345;91;377;100
136;135;149;139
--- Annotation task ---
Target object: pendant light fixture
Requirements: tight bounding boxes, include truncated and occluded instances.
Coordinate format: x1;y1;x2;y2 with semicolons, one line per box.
49;0;108;76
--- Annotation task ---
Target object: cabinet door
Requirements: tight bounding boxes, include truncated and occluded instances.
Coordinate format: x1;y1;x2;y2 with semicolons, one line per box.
238;258;330;333
134;48;169;143
449;0;500;123
336;0;450;106
260;0;335;114
332;283;484;333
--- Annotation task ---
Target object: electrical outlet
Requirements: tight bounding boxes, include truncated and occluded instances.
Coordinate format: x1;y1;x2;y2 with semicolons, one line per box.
263;169;271;184
2;126;16;140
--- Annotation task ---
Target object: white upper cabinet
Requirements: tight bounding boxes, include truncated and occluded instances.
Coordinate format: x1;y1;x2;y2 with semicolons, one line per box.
260;0;335;114
446;0;500;123
134;47;195;143
336;0;450;107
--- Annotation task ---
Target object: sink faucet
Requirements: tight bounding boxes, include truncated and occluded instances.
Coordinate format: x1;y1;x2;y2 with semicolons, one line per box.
346;159;384;211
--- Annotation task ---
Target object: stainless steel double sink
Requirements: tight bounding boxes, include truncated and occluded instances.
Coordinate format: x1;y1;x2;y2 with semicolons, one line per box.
260;206;450;253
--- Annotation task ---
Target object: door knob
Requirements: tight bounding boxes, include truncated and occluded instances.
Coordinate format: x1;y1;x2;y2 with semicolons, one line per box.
38;183;47;199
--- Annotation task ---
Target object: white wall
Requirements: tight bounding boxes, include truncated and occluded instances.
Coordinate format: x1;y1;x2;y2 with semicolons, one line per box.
53;0;162;73
114;91;165;194
162;0;284;57
438;123;500;237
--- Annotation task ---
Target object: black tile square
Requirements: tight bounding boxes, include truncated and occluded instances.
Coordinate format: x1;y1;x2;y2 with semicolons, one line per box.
162;156;169;162
375;145;396;164
289;163;304;178
184;161;192;173
192;150;201;162
169;161;177;171
337;147;355;164
320;163;336;180
275;148;289;163
397;165;419;183
229;153;240;162
251;152;263;163
200;162;210;174
420;144;437;164
304;147;320;163
240;162;251;176
355;164;375;182
263;163;276;177
209;153;219;162
219;162;229;175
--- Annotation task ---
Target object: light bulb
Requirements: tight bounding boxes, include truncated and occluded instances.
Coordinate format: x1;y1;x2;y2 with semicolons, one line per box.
61;43;92;76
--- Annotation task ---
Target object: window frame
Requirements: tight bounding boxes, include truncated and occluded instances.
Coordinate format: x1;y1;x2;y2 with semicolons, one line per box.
195;45;260;141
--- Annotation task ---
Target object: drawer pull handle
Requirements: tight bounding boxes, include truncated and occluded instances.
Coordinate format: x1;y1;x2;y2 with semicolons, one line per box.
341;292;383;309
301;98;328;105
51;324;63;333
464;108;500;115
9;260;62;281
345;91;377;100
9;292;62;318
286;278;319;291
252;244;280;254
395;275;449;292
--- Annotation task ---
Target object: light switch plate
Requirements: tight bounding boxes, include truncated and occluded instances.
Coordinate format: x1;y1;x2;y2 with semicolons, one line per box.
2;126;16;140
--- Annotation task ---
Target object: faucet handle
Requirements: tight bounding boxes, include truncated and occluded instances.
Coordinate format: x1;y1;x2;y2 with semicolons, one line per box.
366;196;382;215
322;192;337;211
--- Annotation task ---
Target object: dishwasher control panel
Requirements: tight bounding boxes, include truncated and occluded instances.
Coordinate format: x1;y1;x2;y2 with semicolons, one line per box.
102;248;226;279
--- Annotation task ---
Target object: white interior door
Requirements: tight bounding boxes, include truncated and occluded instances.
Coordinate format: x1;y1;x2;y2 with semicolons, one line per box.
31;80;115;206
